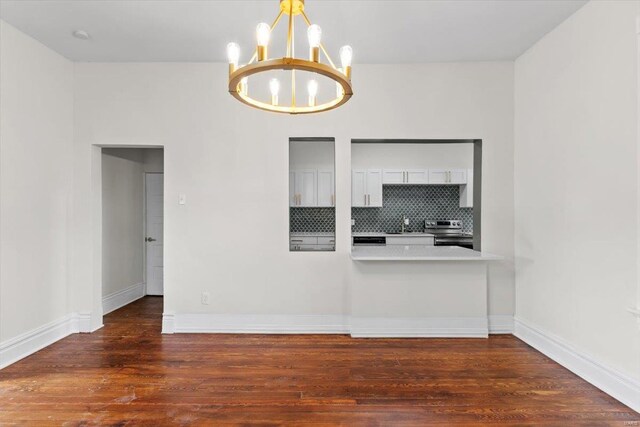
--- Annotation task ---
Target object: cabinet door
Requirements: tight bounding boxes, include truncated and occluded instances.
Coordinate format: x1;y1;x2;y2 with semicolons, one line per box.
317;170;334;207
289;171;297;206
406;169;428;184
366;169;383;207
449;169;467;184
382;169;405;184
352;170;367;207
428;169;448;184
295;170;317;207
459;169;473;208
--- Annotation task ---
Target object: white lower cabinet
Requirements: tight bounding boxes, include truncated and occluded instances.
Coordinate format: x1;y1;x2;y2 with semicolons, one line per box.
352;169;382;207
290;235;335;251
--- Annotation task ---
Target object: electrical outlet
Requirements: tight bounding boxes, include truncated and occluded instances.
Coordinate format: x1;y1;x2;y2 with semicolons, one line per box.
201;291;210;305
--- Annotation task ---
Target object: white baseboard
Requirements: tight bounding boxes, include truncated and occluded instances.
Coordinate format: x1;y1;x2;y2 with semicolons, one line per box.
488;315;514;334
102;282;145;315
163;313;349;334
0;313;81;369
162;313;176;334
350;316;488;338
163;314;499;338
75;312;100;333
514;317;640;413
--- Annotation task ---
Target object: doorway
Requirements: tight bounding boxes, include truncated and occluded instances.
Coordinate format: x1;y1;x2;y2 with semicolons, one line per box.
101;147;164;315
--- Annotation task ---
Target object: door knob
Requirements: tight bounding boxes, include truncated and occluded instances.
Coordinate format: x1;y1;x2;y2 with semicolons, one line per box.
145;237;156;242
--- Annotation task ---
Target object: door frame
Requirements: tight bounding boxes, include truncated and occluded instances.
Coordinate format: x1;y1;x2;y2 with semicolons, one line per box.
91;144;164;331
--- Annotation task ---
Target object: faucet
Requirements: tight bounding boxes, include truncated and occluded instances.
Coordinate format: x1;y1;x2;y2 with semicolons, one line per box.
401;215;408;233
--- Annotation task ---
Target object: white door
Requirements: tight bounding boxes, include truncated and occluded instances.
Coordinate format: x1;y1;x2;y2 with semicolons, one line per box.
382;169;405;184
366;169;383;207
317;170;334;207
145;173;164;295
351;169;367;207
295;170;317;207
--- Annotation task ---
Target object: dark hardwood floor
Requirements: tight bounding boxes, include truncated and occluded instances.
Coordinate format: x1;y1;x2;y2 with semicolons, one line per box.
0;297;637;425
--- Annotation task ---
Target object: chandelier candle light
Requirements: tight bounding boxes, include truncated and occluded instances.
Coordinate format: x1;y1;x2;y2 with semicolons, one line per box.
226;0;353;114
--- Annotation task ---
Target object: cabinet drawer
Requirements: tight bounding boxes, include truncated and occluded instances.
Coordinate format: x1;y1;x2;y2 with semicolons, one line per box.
317;236;335;245
291;244;324;251
386;236;434;245
290;236;318;245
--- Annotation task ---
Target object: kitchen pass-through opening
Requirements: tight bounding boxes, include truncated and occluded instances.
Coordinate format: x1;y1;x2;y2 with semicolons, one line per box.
350;139;482;251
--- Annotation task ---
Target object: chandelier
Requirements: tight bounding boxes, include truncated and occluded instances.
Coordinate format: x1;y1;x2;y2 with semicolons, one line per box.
226;0;353;114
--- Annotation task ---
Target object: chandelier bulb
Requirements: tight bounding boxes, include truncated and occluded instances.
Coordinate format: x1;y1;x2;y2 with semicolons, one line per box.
256;23;271;46
226;42;240;73
256;23;270;61
269;78;280;106
240;77;248;96
307;79;318;107
307;25;322;48
339;45;353;78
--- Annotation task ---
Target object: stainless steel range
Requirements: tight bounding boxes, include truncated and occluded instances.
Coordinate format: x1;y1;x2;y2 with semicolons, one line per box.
424;220;473;249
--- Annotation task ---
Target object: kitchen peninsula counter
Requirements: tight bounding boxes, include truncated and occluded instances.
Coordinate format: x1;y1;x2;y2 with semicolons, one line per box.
351;245;501;261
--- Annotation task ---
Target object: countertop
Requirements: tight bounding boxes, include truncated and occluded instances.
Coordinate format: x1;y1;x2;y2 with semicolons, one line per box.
351;245;501;261
352;232;436;237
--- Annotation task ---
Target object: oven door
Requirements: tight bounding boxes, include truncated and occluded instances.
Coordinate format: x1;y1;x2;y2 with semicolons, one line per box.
434;237;474;249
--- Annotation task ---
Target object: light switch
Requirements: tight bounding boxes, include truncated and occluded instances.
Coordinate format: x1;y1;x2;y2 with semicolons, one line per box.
179;194;186;205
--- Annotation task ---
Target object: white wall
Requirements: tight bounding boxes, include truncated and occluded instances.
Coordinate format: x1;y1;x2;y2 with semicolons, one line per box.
515;0;640;388
72;61;515;323
289;140;334;170
351;143;473;170
0;21;74;342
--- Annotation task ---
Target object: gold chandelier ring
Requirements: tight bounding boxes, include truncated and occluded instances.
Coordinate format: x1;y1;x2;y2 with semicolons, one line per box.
228;58;353;115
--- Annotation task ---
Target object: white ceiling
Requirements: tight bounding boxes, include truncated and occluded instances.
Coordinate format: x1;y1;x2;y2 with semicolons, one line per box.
0;0;587;63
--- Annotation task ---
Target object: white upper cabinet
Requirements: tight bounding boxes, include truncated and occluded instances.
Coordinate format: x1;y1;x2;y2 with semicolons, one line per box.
290;169;317;207
406;169;428;184
317;170;335;207
459;169;474;208
352;170;367;207
289;171;296;206
367;169;383;207
448;169;467;184
383;169;428;184
382;169;405;184
428;169;467;184
352;169;382;207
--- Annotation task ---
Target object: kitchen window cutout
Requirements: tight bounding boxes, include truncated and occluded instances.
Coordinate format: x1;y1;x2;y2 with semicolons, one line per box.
289;138;336;252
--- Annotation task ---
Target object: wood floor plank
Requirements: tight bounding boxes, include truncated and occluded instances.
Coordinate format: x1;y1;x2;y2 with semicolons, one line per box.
0;297;637;425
